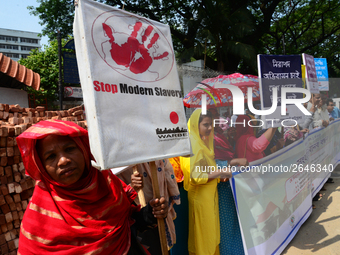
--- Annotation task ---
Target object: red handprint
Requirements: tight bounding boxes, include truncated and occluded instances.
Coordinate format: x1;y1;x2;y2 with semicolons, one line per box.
102;22;169;74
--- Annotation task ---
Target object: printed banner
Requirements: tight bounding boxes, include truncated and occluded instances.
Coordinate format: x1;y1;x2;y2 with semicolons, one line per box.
73;0;191;169
314;58;329;91
257;55;305;128
302;53;319;94
231;119;340;255
64;86;83;98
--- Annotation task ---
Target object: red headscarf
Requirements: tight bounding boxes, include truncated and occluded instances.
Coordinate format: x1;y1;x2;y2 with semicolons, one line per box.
235;115;254;158
16;120;138;255
214;127;234;161
235;115;254;141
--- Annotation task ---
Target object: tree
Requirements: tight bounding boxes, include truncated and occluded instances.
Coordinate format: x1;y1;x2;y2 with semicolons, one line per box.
28;0;279;73
28;0;75;40
19;38;71;109
28;0;340;77
263;0;340;95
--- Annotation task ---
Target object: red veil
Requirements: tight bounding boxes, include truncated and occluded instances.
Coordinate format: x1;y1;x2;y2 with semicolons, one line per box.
16;120;138;255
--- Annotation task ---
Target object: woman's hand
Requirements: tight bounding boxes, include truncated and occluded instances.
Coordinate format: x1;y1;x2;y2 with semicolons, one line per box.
300;128;309;133
230;158;249;167
276;138;285;150
149;197;168;219
131;172;143;192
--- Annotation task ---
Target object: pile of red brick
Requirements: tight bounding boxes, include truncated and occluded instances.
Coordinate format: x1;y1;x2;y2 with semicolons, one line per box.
0;103;87;254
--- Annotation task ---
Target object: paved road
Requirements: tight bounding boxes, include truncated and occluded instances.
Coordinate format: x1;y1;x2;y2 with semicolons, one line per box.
282;165;340;255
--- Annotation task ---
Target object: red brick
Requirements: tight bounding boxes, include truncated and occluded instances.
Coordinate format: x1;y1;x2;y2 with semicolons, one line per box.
1;243;8;254
0;234;5;245
0;184;9;195
0;215;6;225
0;157;7;166
5;195;13;204
0;148;5;157
5;166;12;177
1;203;10;214
9;202;16;211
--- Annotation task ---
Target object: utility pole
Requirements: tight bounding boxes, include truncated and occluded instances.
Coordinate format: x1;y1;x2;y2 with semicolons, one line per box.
282;34;286;55
57;31;63;110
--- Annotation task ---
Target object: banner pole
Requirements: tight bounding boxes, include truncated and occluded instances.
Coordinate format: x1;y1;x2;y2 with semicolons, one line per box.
149;161;168;255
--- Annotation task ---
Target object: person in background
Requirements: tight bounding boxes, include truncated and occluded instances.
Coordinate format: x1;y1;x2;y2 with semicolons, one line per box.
210;107;229;132
223;111;232;125
226;126;237;150
168;157;184;183
307;93;329;128
118;160;180;255
256;128;284;155
283;126;309;147
168;156;189;255
231;113;238;127
211;109;248;255
326;98;340;119
280;101;310;147
180;109;232;255
16;120;168;255
235;115;278;162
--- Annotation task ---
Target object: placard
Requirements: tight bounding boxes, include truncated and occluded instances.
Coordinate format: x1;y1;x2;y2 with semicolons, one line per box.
64;86;83;98
74;0;190;169
302;53;319;94
257;55;305;128
314;58;329;91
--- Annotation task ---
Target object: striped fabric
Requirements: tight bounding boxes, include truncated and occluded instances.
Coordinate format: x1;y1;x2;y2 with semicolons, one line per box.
16;120;139;254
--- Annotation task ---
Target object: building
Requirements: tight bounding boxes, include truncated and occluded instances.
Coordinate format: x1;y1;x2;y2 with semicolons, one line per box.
0;53;41;107
0;28;41;62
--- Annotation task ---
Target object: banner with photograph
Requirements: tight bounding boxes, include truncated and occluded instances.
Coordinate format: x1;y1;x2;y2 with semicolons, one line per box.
314;58;329;91
231;119;340;254
73;0;190;169
64;86;83;98
257;55;305;128
302;54;319;94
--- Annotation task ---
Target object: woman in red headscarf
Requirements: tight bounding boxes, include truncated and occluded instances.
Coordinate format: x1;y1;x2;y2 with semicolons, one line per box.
16;120;167;255
235;115;277;162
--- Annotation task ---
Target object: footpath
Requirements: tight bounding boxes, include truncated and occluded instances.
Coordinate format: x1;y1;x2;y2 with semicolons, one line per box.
282;165;340;255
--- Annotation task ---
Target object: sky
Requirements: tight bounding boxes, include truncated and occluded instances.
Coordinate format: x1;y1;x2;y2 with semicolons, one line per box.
1;0;51;47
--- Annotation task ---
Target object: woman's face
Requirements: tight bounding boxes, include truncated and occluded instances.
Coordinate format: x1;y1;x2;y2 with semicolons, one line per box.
227;127;236;139
37;135;85;185
199;116;213;137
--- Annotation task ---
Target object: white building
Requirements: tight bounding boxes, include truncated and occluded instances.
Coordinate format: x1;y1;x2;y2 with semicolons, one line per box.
0;28;41;61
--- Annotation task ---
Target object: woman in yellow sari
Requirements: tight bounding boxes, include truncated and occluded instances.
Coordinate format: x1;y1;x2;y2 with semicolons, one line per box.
181;109;230;255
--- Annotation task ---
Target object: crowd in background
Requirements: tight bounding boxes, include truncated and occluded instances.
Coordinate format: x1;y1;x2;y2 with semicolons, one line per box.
160;92;339;255
16;93;339;255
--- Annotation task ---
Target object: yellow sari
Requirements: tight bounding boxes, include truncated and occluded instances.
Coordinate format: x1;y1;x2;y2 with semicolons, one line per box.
180;109;220;255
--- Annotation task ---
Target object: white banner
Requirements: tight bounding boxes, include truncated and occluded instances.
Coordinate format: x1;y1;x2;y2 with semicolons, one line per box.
64;86;83;98
231;119;340;254
73;0;190;169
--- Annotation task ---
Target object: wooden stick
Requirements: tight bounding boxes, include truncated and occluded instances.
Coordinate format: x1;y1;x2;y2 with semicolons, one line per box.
149;161;168;255
132;165;146;207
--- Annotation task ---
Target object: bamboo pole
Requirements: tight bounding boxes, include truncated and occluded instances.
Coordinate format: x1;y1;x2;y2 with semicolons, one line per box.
132;165;146;207
149;161;168;255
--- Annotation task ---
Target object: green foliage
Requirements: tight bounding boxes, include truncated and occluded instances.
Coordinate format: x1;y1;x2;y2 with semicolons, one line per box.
28;0;75;40
18;38;70;109
27;0;340;79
